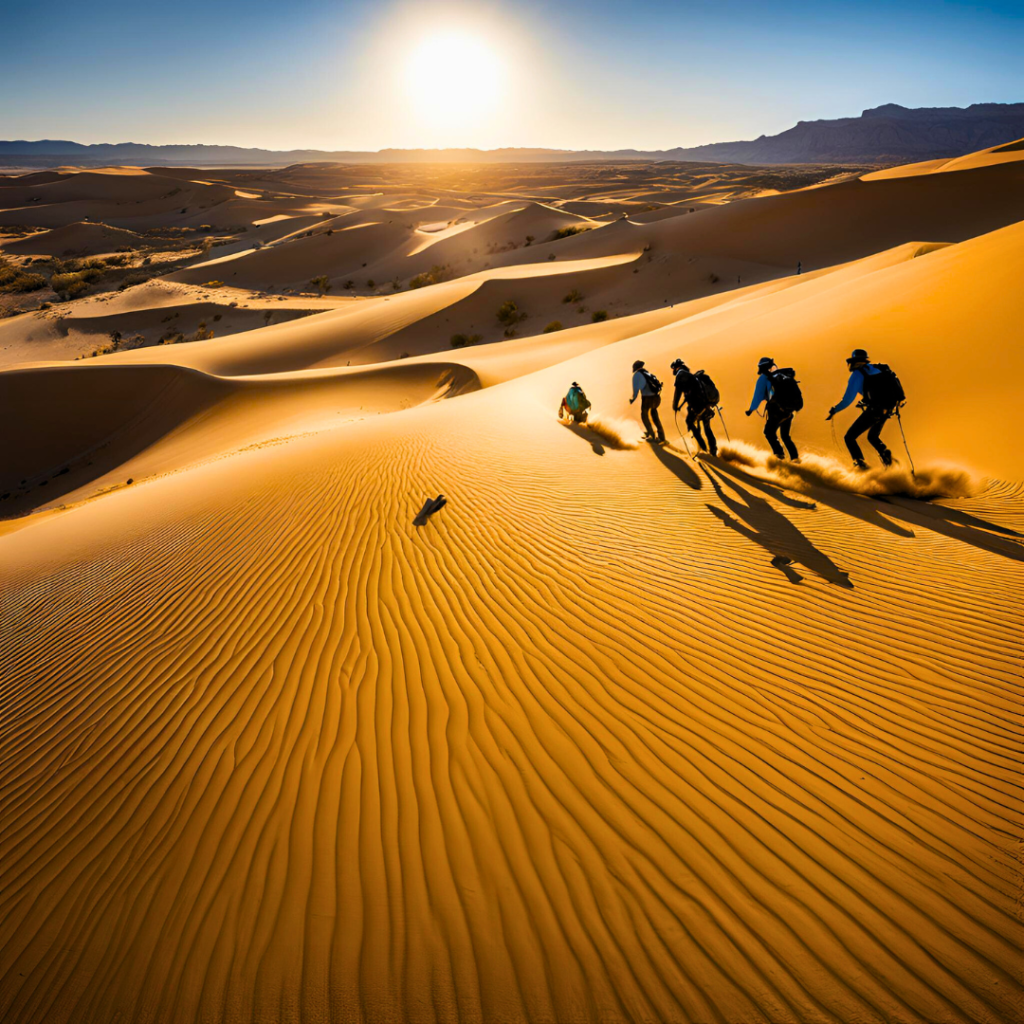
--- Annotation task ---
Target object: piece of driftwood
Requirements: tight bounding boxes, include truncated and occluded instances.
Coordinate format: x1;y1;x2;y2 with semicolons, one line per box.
414;494;447;526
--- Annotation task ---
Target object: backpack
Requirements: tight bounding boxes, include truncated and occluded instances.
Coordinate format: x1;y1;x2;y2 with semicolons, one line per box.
769;368;803;412
861;363;905;410
566;385;589;413
691;369;719;409
641;368;663;395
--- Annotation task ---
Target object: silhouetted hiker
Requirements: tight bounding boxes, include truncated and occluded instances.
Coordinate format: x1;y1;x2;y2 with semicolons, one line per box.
797;261;803;275
745;357;802;460
827;348;905;469
629;360;666;443
559;381;591;424
671;358;718;455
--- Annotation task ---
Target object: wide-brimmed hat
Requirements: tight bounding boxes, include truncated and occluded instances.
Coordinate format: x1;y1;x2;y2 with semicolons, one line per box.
846;348;869;365
670;358;686;370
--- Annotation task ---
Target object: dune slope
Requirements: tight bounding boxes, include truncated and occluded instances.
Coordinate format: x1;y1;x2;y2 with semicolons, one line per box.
1;146;1023;1024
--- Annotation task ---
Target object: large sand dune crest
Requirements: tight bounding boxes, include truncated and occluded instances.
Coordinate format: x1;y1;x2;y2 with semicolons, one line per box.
1;145;1023;1023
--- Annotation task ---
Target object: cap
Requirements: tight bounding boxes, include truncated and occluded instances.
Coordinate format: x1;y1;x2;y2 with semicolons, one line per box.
632;359;645;371
846;348;869;365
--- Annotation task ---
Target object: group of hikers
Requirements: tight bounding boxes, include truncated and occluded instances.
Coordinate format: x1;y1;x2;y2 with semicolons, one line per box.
559;348;906;470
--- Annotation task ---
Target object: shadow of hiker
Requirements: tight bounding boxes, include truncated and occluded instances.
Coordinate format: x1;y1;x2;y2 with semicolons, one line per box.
874;495;1024;562
708;456;819;511
562;421;604;455
652;441;702;490
703;466;854;587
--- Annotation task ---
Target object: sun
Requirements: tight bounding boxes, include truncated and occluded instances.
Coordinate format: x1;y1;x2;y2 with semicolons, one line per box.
403;29;504;142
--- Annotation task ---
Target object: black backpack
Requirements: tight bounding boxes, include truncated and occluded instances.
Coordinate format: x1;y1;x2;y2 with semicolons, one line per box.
862;363;905;410
641;368;663;394
769;368;803;412
692;369;720;408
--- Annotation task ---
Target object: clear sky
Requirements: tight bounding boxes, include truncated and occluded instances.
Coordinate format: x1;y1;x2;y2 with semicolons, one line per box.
3;0;1022;151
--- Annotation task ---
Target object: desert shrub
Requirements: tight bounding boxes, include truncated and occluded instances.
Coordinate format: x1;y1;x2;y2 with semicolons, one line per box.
496;300;525;327
213;314;222;321
450;333;482;348
0;258;47;293
563;288;583;304
325;229;333;236
367;279;375;288
708;273;720;284
253;239;265;249
392;279;402;291
64;280;89;298
409;264;452;289
543;321;563;333
202;280;224;288
525;234;534;246
310;275;331;295
344;280;354;289
191;326;215;341
119;273;150;290
553;225;590;240
105;254;129;267
592;310;608;322
547;253;556;260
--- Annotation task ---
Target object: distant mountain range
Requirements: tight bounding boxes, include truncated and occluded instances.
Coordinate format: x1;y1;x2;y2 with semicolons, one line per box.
2;103;1023;168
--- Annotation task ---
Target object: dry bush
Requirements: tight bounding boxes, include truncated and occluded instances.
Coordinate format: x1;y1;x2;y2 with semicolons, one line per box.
410;264;452;289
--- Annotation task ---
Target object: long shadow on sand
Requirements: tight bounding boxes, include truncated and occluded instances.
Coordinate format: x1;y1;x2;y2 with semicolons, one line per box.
715;454;1024;562
562;422;607;455
713;457;916;538
875;495;1024;562
702;465;854;587
651;441;702;489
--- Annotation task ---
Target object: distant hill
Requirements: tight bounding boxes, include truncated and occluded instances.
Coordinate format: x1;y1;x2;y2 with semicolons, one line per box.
2;103;1022;168
666;103;1024;164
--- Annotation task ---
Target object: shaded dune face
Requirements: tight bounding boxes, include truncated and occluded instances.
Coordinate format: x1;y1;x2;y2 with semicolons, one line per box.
1;144;1023;1024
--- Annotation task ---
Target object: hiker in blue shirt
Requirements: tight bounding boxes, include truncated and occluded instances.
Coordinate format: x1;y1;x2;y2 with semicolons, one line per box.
827;348;895;469
745;356;800;460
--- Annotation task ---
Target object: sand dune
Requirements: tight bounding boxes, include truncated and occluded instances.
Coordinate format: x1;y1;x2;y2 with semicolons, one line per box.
1;144;1022;1024
3;221;143;257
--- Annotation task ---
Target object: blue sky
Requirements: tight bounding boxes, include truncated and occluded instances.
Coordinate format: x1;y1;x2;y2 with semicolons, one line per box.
2;0;1021;150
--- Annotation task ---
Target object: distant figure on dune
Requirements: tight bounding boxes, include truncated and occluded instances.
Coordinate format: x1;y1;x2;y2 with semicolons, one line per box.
797;261;803;275
671;358;718;456
745;356;803;461
559;381;591;424
827;348;905;470
629;360;666;443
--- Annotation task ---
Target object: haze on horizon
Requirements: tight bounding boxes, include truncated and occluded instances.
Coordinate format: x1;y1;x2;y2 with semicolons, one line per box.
2;0;1023;153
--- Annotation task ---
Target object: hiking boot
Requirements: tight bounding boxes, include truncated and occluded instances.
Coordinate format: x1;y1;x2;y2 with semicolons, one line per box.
880;452;894;467
853;459;868;471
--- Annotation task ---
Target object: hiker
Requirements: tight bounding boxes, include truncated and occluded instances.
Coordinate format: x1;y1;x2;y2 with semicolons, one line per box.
827;348;905;469
559;381;591;424
670;358;718;455
629;360;666;443
745;357;802;460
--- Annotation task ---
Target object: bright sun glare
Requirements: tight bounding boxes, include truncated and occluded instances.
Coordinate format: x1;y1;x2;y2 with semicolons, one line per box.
404;29;503;140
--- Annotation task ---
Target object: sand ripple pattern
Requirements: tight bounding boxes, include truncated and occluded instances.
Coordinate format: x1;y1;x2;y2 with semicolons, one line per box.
1;422;1022;1023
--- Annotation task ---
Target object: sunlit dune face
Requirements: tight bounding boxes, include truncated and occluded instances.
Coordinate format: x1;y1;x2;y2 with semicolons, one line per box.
404;29;503;140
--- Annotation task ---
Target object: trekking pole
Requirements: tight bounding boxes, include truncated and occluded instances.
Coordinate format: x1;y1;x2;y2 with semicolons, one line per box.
895;407;916;478
716;405;732;443
674;410;692;457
